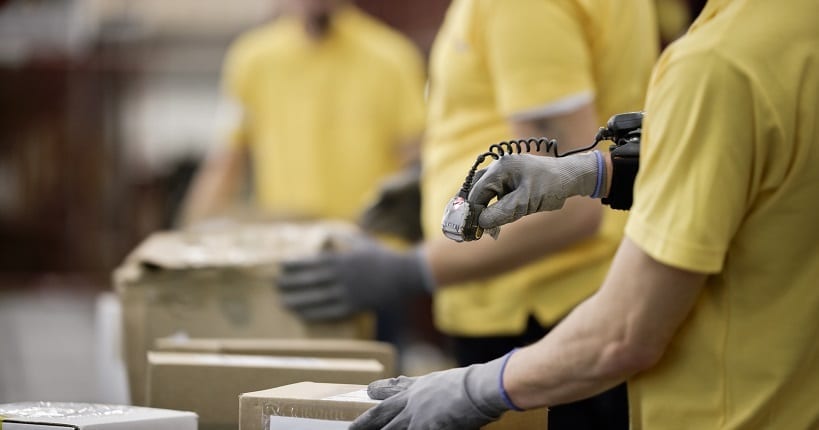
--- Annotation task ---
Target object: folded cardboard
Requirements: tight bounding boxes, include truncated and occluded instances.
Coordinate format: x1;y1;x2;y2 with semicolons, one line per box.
239;382;548;430
0;402;196;429
147;352;385;430
115;221;374;405
155;337;398;378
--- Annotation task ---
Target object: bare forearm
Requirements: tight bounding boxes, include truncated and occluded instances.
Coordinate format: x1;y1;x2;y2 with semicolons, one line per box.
503;238;707;409
179;146;246;226
502;294;640;408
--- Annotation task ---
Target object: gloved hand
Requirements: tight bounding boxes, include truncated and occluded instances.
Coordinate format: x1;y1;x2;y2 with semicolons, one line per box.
358;164;423;243
468;151;604;230
277;237;432;321
350;353;520;430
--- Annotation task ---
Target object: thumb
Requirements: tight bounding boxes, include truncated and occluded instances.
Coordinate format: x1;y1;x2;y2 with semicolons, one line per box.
478;190;528;229
367;375;417;400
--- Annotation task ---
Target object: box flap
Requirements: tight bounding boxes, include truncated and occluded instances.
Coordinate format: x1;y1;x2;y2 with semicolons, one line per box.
153;337;397;376
115;221;359;284
147;352;383;373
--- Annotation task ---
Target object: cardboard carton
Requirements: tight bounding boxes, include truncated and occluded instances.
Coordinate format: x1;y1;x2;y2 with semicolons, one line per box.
0;402;196;429
155;337;398;378
239;382;548;430
115;222;374;405
147;352;385;430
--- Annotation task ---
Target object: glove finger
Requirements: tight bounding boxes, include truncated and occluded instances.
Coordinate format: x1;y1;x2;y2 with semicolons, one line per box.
276;266;336;291
367;375;417;400
279;253;336;272
349;392;409;430
477;190;529;229
381;410;412;430
278;283;342;310
469;168;488;188
467;169;504;207
298;299;356;321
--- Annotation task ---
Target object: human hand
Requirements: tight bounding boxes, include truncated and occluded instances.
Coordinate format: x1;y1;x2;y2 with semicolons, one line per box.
277;237;431;321
468;152;603;229
358;165;423;243
350;353;519;430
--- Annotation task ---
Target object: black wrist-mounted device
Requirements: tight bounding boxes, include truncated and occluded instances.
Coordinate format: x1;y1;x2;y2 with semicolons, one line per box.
598;112;642;210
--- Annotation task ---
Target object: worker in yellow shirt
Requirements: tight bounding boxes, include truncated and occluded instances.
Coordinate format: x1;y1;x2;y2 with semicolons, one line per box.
350;0;819;429
182;0;426;224
278;1;658;428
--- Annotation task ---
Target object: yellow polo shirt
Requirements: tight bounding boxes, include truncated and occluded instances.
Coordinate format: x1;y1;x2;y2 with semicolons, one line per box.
223;7;426;221
423;0;658;335
626;0;819;428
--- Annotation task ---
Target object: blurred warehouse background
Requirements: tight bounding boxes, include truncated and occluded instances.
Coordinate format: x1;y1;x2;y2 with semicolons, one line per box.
0;0;450;404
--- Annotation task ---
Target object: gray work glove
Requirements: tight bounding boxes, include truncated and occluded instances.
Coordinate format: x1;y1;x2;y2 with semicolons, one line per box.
358;164;423;243
468;152;604;230
277;238;431;321
350;353;520;430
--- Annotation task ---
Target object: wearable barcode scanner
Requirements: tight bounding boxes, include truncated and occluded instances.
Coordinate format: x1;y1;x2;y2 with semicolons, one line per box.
441;112;643;242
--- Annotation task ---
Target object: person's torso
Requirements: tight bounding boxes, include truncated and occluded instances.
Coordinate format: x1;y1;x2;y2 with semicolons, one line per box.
237;9;418;220
631;1;819;428
421;0;658;335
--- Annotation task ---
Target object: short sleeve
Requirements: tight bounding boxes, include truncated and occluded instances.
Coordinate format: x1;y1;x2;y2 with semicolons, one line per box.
482;0;594;117
219;37;253;148
625;53;755;273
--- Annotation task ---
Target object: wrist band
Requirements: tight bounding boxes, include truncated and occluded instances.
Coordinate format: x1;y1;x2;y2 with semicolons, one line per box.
498;348;524;411
601;141;640;210
590;150;605;199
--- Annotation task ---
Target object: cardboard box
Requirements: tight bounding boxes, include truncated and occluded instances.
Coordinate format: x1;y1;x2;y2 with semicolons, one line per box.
239;382;548;430
147;352;385;430
155;337;398;378
115;222;374;405
0;402;196;429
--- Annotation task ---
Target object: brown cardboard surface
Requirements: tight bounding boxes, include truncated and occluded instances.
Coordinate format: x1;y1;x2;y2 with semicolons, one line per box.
147;353;384;430
115;222;374;406
239;382;548;430
155;338;398;378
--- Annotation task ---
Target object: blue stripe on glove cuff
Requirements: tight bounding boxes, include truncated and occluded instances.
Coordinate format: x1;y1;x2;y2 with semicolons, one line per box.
591;150;605;199
499;348;524;411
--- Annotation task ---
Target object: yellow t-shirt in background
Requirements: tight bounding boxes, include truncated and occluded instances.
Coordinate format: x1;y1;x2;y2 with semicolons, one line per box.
223;7;426;221
626;0;819;428
422;0;658;336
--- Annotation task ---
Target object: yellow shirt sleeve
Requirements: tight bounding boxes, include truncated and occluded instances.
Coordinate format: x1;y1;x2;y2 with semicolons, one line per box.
482;0;594;116
391;51;427;142
220;35;255;149
626;53;756;273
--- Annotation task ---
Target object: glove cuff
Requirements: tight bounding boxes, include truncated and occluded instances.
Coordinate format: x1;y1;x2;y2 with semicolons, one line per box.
498;349;524;411
388;246;435;297
465;352;522;419
565;151;602;197
590;151;607;199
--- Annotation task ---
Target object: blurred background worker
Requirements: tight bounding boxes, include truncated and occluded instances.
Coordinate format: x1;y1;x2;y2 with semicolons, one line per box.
181;0;426;225
278;0;658;428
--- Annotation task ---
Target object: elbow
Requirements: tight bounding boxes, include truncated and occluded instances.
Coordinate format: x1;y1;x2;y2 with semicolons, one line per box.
597;340;665;379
